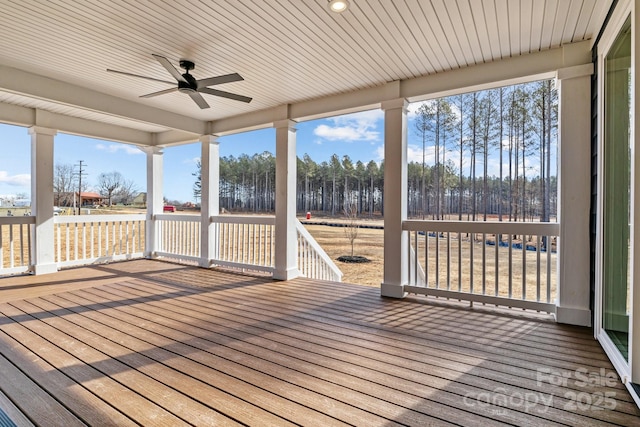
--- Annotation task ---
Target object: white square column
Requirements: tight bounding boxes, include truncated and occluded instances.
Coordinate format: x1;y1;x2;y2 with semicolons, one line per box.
143;147;164;258
555;64;593;326
381;98;409;298
274;119;299;280
29;126;57;275
199;135;220;267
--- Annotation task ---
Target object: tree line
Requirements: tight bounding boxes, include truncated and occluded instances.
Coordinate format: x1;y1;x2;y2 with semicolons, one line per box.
193;80;557;222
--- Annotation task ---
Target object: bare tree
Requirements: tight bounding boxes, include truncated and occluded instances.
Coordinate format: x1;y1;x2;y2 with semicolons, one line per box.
54;163;77;206
343;197;359;257
97;171;124;206
113;179;138;205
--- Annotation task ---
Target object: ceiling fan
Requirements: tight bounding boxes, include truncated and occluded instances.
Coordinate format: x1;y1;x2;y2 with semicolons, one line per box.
107;54;252;109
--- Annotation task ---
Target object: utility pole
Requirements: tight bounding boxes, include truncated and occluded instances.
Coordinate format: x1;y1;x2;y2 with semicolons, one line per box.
74;160;87;215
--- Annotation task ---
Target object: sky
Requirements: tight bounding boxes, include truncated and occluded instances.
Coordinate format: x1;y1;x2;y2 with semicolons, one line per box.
0;101;554;203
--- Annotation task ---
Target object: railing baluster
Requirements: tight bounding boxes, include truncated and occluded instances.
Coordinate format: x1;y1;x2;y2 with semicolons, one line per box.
508;233;513;299
424;231;429;286
74;222;78;261
446;231;451;290
457;232;462;292
65;223;70;261
521;233;528;302
470;232;474;295
481;232;486;296
435;231;440;289
547;235;552;303
19;224;25;266
9;225;14;268
495;233;499;296
0;225;4;269
536;235;541;302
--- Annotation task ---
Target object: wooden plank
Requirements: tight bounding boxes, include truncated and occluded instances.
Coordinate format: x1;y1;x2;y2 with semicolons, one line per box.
0;304;190;427
7;298;241;427
0;329;135;426
0;353;84;427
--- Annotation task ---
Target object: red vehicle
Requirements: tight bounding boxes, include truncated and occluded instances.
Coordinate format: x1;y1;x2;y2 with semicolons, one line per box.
163;205;176;212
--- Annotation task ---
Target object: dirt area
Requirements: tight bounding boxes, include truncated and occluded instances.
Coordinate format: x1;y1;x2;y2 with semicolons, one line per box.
303;223;385;287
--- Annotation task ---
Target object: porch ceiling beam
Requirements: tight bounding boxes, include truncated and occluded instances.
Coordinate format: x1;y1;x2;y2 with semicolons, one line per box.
0;64;207;135
210;40;592;135
0;103;153;145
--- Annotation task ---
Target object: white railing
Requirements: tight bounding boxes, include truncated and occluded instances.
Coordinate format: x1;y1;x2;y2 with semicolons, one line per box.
403;220;559;313
296;219;343;282
0;216;34;275
155;214;201;264
211;215;275;273
6;211;340;282
54;214;146;268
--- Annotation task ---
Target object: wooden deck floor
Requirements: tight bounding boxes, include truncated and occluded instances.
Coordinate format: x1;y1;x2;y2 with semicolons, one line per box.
0;260;638;426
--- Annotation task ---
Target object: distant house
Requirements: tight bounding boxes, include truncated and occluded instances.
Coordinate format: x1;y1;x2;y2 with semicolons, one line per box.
78;192;104;206
132;192;146;207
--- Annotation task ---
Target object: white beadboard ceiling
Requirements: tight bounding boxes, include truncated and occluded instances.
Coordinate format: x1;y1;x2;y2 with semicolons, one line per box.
0;0;612;140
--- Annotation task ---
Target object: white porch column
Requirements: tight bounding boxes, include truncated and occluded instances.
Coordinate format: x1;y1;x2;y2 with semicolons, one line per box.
381;98;409;298
143;147;164;258
273;119;299;280
555;64;593;326
199;135;219;267
29;126;57;275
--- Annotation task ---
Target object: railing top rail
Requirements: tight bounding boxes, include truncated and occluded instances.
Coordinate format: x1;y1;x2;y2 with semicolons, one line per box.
155;213;200;222
55;214;146;224
0;216;36;225
403;220;560;235
211;215;276;225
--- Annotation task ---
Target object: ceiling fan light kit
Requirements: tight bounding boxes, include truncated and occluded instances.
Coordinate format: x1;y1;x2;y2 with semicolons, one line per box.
107;54;252;109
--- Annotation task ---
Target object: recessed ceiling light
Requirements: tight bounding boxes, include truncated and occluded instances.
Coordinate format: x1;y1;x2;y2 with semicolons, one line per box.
328;0;350;13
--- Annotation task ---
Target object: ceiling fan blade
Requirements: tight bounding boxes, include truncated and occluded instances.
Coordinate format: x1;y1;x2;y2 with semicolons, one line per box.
107;69;175;85
152;54;187;83
198;87;252;103
188;91;210;109
140;87;179;98
197;73;244;88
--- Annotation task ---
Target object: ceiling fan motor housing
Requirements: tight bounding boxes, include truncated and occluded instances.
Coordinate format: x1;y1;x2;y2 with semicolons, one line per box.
178;73;198;93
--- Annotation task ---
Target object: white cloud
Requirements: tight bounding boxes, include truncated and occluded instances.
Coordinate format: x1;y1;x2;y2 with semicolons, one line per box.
0;171;30;186
183;156;200;165
407;100;432;119
313;110;383;142
95;143;143;155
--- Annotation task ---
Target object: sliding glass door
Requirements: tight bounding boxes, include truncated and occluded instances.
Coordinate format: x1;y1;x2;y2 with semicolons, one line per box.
601;16;632;363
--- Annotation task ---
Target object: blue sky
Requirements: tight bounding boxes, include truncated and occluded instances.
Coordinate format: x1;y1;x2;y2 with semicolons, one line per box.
0;102;553;203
